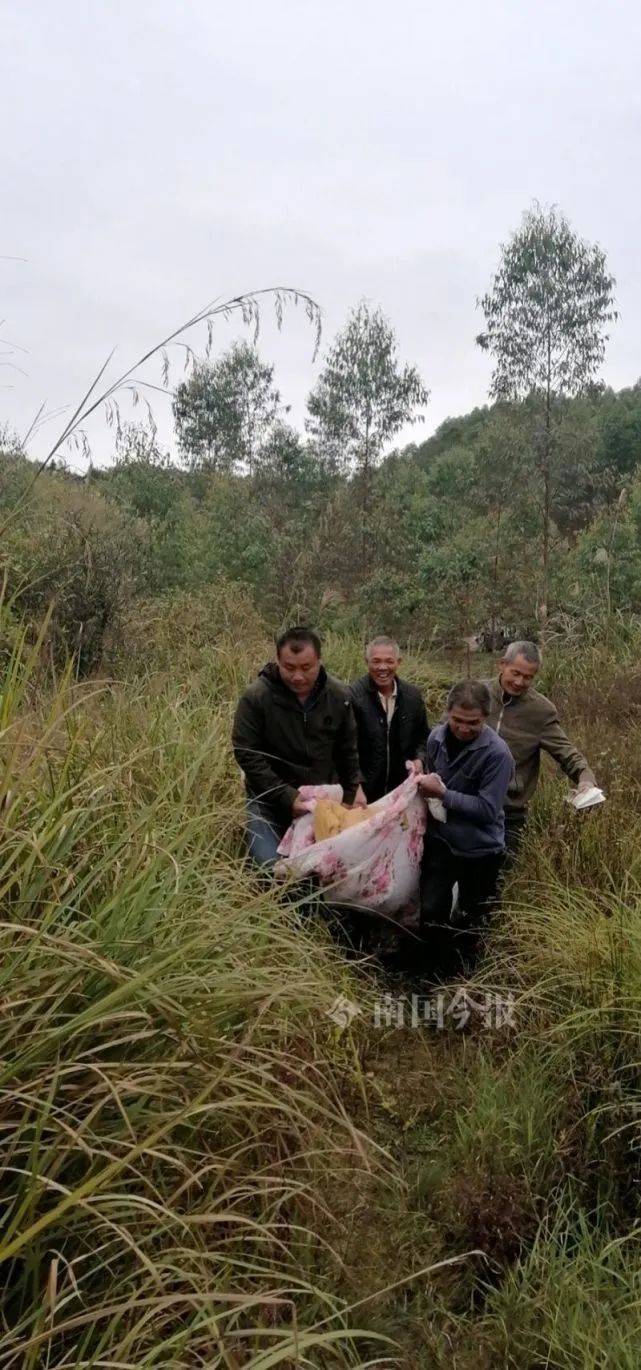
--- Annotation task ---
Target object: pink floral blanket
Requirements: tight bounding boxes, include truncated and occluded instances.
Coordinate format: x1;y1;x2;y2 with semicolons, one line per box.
276;775;426;914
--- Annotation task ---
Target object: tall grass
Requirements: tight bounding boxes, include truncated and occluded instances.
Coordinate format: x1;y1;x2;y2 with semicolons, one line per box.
0;627;403;1367
475;1199;641;1368
5;594;641;1366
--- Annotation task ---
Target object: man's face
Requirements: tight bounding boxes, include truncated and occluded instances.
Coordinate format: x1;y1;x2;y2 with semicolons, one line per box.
448;705;486;742
500;653;539;696
278;643;321;698
367;646;400;690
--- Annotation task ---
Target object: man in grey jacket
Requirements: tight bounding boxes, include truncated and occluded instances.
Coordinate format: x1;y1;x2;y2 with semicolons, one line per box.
483;640;597;856
418;679;514;971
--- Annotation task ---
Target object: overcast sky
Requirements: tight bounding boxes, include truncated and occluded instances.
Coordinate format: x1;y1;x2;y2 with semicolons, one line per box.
2;0;640;469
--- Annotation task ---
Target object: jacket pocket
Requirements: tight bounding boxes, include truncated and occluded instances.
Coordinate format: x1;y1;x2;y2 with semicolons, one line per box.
451;760;484;791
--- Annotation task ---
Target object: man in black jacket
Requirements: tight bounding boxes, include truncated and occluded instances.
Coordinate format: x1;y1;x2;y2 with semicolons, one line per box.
232;626;366;866
349;636;429;803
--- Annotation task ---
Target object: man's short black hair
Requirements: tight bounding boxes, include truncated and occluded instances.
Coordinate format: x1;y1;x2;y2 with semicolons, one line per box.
275;625;322;657
446;679;491;716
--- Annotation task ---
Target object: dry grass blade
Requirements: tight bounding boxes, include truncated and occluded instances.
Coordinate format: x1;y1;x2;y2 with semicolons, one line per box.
0;287;321;536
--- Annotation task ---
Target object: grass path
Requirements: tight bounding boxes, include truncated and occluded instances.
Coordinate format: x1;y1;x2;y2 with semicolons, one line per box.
2;615;641;1365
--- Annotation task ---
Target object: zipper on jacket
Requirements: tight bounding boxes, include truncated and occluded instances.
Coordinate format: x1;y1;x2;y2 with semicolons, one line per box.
302;709;310;769
302;695;322;772
495;689;514;735
380;696;392;788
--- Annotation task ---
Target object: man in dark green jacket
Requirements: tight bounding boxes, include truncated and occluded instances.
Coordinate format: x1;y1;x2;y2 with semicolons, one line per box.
232;626;365;865
483;640;597;856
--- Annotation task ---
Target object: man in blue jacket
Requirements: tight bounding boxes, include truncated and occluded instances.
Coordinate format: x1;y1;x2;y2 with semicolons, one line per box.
417;678;514;970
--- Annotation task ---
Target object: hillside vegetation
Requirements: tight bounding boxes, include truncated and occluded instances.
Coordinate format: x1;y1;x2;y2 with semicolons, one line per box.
3;374;641;676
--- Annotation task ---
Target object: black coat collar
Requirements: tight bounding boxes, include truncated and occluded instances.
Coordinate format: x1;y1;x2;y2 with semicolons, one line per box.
258;661;328;710
360;672;404;701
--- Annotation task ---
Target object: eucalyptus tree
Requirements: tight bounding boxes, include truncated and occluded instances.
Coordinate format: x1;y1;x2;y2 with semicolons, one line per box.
306;301;429;561
477;204;616;625
173;340;281;475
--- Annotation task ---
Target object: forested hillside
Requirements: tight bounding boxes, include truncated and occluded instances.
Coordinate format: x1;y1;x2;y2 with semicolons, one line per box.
3;207;637;667
3;377;641;671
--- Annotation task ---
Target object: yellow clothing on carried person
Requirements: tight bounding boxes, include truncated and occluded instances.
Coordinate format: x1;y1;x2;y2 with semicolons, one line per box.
313;798;380;842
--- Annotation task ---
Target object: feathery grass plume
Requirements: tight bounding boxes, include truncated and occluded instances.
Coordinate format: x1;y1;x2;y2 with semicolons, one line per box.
1;287;322;538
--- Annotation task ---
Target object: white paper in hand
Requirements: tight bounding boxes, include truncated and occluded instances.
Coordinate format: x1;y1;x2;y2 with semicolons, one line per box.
565;786;606;811
428;796;447;823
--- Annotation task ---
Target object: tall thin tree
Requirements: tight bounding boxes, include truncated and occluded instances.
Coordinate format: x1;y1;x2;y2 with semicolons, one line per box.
476;204;617;629
173;341;281;475
306;301;429;563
